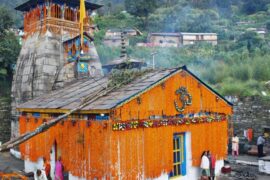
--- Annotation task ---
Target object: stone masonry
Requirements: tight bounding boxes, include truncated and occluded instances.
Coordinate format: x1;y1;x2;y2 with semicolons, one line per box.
0;97;11;143
231;96;270;142
11;30;103;138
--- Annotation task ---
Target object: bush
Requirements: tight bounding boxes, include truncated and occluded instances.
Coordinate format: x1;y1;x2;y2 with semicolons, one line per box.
251;56;270;81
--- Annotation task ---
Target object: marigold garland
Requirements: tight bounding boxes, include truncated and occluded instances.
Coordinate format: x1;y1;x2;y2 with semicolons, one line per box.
19;116;228;179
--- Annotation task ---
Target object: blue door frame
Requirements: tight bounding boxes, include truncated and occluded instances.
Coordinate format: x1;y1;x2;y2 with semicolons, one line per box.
169;133;187;178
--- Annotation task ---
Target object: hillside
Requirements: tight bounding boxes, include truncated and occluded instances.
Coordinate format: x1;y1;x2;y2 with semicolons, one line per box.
94;0;270;96
0;0;270;97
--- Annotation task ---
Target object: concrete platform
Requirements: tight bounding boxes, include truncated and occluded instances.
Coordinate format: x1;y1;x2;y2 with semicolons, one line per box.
0;152;24;173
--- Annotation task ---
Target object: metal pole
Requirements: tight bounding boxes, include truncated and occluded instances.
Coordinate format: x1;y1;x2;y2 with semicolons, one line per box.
152;54;155;69
151;52;157;70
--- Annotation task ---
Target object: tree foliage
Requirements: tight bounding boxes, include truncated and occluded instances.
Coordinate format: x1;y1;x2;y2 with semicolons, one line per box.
0;6;14;35
241;0;268;15
124;0;158;29
0;6;20;80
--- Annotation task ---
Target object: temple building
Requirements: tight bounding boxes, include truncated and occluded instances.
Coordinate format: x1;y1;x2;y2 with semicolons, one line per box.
11;0;103;138
17;66;232;180
10;1;233;180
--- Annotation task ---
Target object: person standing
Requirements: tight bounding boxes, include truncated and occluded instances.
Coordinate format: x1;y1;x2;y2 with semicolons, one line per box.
43;157;51;180
208;151;216;180
232;134;239;158
200;151;210;180
257;134;265;158
55;157;64;180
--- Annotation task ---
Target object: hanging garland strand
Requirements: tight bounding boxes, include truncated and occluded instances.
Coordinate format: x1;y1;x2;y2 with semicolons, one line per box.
112;113;229;131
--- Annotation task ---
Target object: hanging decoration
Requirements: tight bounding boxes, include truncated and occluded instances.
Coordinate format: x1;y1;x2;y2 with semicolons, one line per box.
174;87;192;112
112;113;228;131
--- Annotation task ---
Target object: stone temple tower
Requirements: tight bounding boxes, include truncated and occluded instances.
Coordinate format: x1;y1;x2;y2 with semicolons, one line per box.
11;0;103;138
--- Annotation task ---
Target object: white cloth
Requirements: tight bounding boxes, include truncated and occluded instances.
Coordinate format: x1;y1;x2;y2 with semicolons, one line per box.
257;136;265;145
200;155;210;169
244;130;247;138
34;170;48;180
232;136;239;151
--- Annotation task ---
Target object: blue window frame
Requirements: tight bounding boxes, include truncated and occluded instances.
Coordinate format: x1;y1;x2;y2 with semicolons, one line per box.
170;133;186;178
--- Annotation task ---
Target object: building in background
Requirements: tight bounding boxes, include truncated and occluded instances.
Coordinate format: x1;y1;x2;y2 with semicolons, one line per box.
144;32;217;47
246;28;267;39
103;28;141;47
180;32;218;45
147;33;181;47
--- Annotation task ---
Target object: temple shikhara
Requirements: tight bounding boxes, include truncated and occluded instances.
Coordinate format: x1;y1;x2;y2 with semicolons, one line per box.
11;0;103;138
5;0;233;180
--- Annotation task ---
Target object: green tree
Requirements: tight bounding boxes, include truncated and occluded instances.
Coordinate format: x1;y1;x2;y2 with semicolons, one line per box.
241;0;268;15
0;6;20;80
124;0;157;29
266;21;270;31
0;6;14;35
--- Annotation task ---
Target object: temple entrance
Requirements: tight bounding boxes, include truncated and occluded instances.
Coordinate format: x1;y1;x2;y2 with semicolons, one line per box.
50;141;62;179
50;142;56;179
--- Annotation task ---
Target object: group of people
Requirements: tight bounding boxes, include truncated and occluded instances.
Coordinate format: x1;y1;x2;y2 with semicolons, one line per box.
34;157;64;180
200;151;216;180
232;133;267;158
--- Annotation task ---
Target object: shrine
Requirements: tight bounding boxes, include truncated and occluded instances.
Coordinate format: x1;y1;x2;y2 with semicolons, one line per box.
11;0;103;138
5;1;233;180
17;66;232;180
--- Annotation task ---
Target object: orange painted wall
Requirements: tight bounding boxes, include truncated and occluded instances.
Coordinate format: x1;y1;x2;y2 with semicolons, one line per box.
113;70;232;121
20;117;228;179
19;69;232;179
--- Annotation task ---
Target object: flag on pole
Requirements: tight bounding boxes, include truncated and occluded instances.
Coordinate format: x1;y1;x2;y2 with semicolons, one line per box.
80;0;86;47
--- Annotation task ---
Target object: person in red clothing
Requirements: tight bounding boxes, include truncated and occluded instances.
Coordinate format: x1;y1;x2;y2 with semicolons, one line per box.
43;157;52;180
207;151;216;180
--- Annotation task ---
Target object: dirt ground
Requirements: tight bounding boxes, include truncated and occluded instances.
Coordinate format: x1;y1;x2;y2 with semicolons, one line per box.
219;155;270;180
1;152;270;180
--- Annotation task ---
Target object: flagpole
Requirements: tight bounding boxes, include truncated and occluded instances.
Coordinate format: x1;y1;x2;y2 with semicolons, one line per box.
80;0;86;48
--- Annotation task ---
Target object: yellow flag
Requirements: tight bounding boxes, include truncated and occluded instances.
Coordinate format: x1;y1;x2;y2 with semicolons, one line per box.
80;0;86;47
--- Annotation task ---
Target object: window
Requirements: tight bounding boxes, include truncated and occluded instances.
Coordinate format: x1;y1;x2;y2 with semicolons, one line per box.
170;133;186;178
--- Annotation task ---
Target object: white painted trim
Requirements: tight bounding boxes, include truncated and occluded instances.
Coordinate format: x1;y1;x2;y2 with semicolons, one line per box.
10;148;22;159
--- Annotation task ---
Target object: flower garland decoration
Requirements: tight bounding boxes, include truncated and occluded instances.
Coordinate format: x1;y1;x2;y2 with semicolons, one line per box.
112;113;228;131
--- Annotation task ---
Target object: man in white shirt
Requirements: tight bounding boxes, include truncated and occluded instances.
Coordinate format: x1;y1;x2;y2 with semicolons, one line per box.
257;134;265;158
232;134;239;158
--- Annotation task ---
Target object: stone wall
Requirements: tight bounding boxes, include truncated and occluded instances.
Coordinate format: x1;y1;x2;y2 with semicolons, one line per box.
0;97;11;143
11;30;103;138
231;96;270;142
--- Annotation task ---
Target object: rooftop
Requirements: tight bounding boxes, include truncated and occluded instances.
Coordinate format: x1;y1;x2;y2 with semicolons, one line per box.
180;32;217;35
18;66;232;112
15;0;102;11
150;33;181;37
